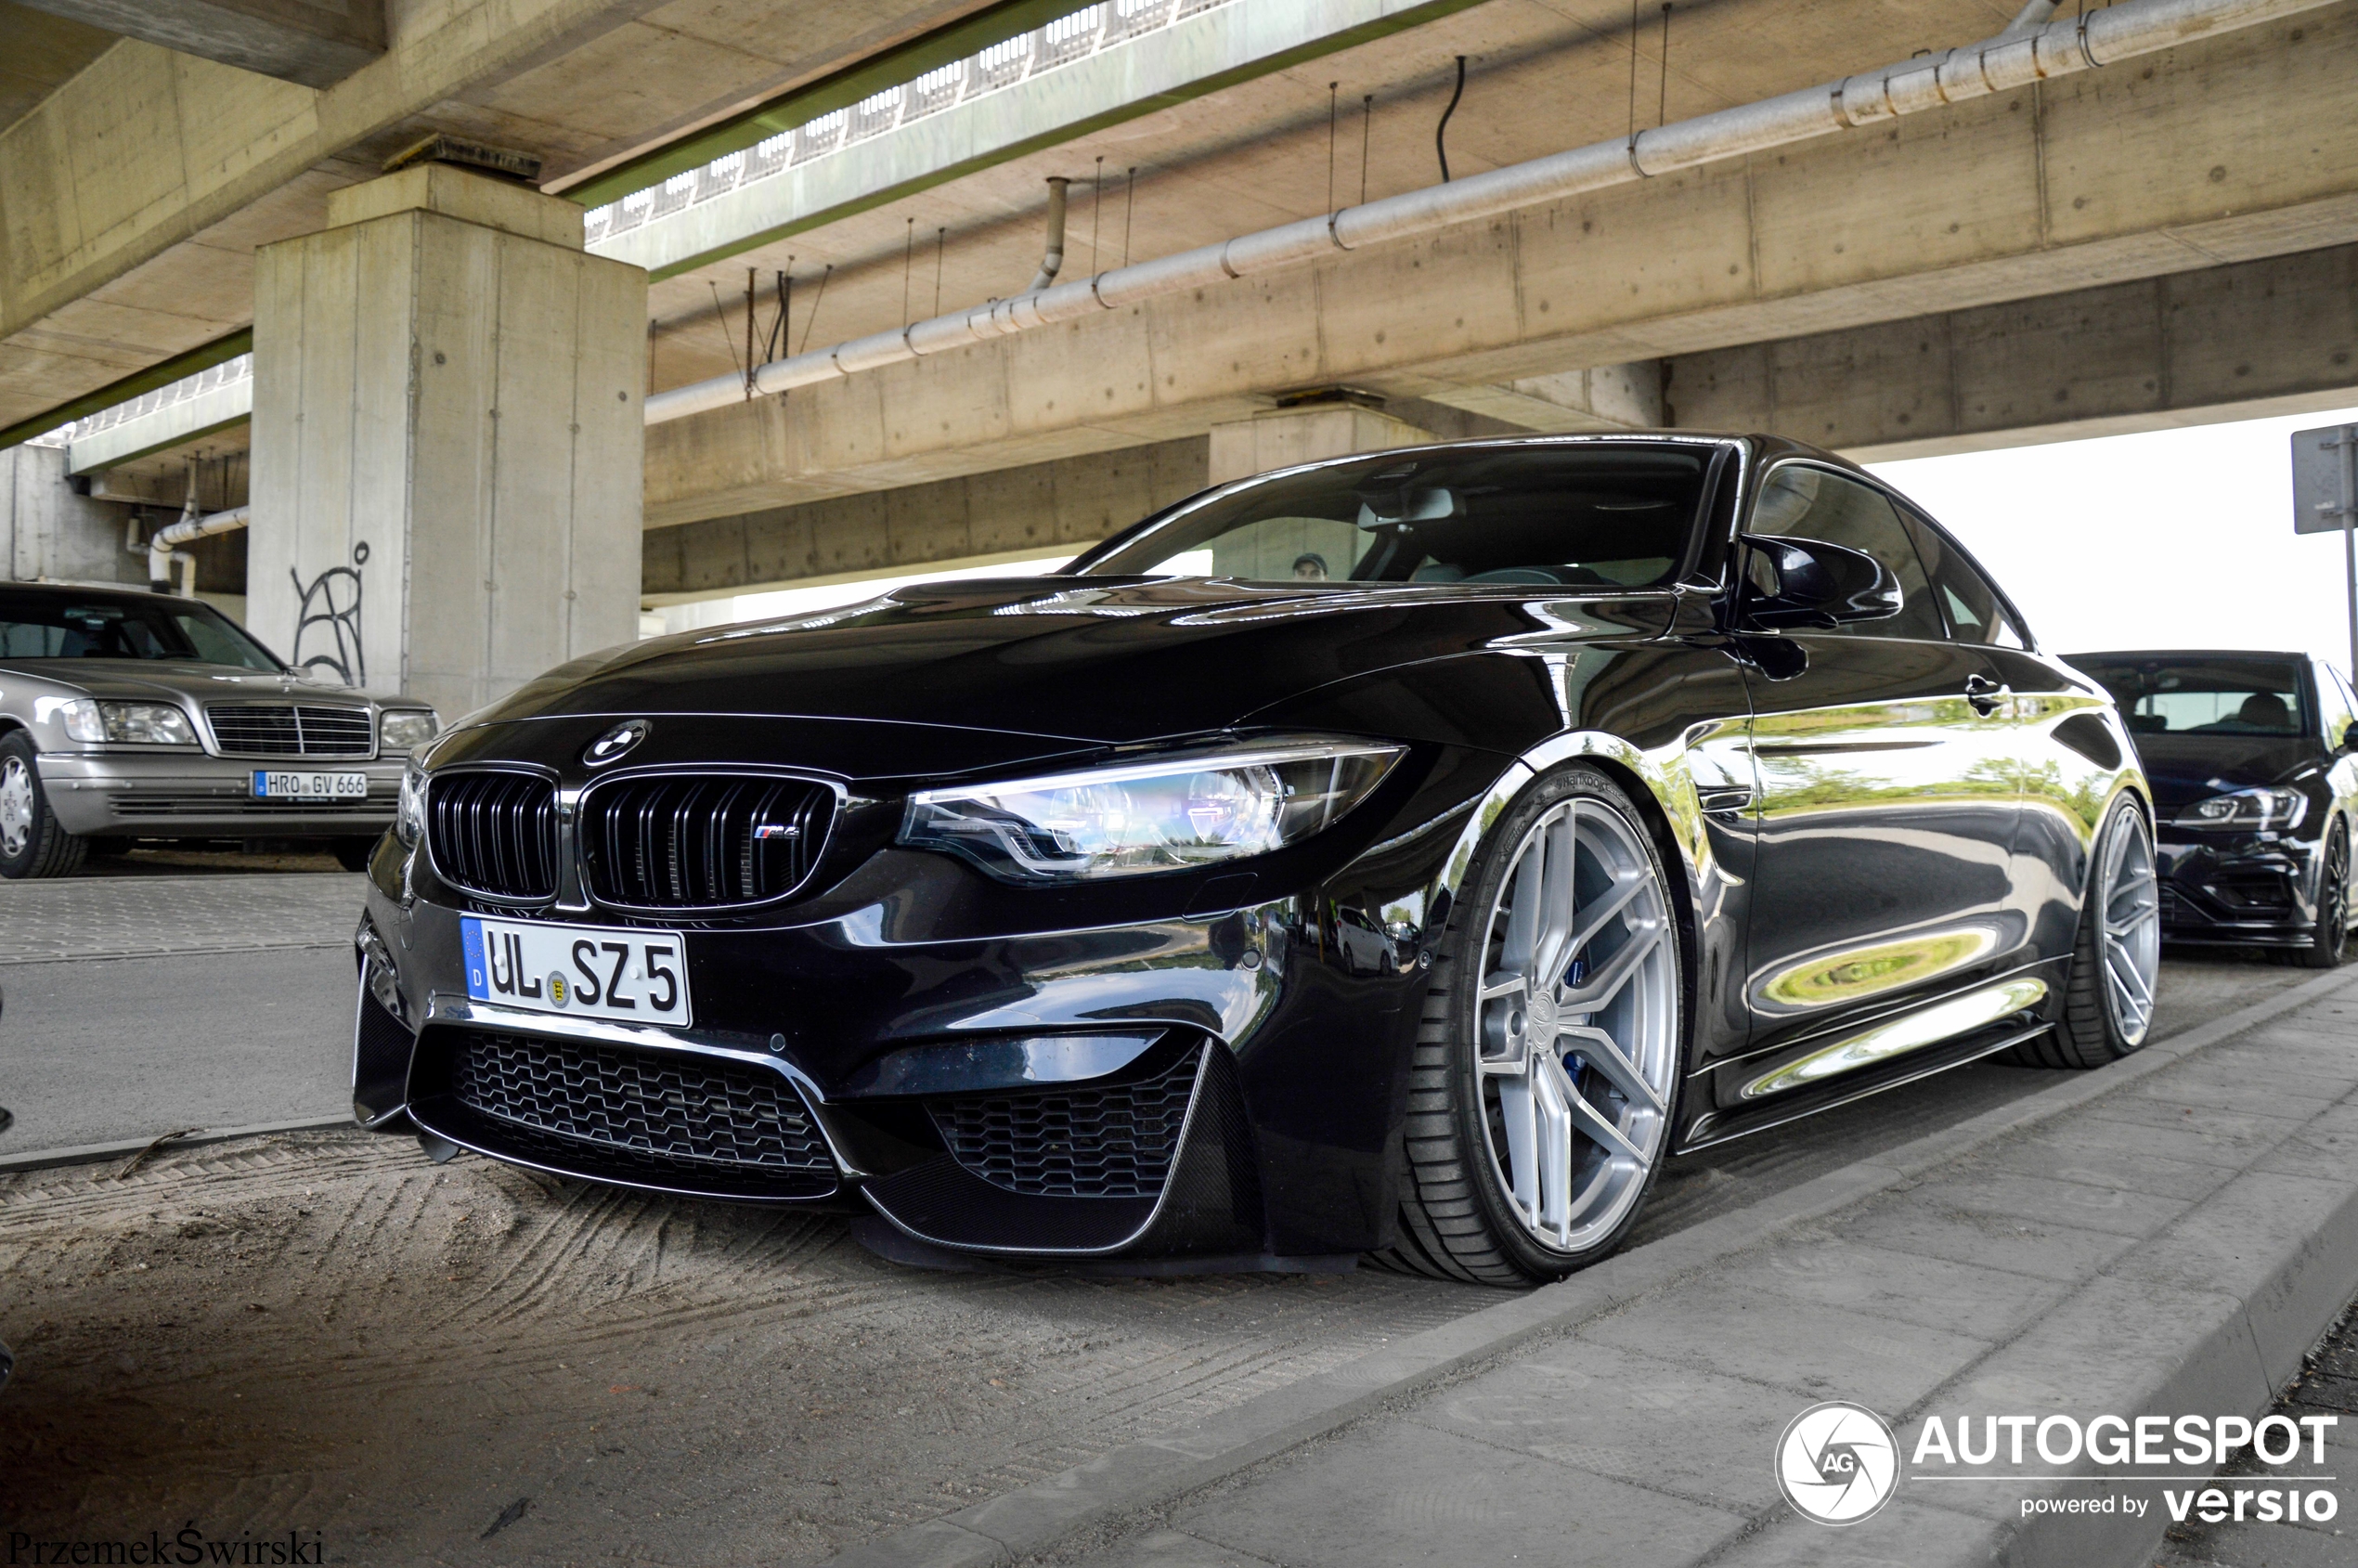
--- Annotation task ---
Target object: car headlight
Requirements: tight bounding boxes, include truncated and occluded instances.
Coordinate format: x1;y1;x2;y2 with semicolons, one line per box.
900;740;1404;883
2175;786;2307;832
58;699;195;746
396;757;427;847
379;708;439;753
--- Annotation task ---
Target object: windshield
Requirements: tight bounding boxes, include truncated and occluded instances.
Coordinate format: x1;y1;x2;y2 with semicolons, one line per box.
1074;443;1715;589
2065;655;2312;737
0;591;286;673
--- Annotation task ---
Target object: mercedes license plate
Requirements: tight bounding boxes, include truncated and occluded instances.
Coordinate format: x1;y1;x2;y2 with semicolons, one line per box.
253;770;369;800
461;916;691;1025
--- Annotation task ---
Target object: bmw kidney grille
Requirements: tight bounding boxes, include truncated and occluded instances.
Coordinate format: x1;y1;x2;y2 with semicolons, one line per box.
578;774;834;909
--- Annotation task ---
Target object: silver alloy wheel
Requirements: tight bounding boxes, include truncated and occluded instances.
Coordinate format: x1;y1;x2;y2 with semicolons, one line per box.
2097;810;2162;1046
0;755;33;860
1474;795;1678;1254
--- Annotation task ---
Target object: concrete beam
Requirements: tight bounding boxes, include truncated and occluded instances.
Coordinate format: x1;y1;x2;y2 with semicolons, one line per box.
12;0;384;88
641;435;1205;603
1666;243;2358;460
642;6;2358;525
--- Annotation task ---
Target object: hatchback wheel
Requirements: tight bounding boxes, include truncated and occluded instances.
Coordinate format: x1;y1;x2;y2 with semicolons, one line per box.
0;732;88;880
2297;822;2351;970
1379;764;1682;1285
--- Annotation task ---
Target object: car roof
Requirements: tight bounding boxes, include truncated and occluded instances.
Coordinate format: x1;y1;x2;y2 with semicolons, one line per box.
0;579;170;604
2064;649;2313;663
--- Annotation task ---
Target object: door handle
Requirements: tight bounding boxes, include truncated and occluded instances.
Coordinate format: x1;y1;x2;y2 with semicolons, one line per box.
1964;673;2008;717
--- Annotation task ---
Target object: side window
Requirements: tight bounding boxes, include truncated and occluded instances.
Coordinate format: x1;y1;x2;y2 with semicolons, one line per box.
1747;465;1944;641
1900;509;2028;648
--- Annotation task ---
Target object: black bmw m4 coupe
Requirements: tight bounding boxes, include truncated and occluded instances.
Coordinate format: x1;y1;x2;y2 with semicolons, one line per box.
353;433;2157;1285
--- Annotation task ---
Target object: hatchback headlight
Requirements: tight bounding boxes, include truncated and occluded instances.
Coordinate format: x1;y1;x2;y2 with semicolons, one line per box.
58;699;195;746
2175;786;2306;832
901;740;1404;883
380;708;438;753
396;757;428;847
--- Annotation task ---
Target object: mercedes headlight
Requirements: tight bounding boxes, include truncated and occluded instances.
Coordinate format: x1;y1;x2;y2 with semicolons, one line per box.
2176;785;2306;832
396;757;428;847
901;740;1405;882
379;708;439;753
58;699;195;746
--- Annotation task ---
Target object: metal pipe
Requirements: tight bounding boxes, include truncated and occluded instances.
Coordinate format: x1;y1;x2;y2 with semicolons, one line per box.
147;505;249;594
643;0;2335;427
1025;177;1071;293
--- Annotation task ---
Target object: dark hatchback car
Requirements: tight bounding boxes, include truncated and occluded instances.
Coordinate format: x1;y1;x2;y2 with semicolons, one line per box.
355;434;2157;1284
2062;651;2358;965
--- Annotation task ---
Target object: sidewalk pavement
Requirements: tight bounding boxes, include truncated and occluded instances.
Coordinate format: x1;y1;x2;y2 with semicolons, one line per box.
830;965;2358;1568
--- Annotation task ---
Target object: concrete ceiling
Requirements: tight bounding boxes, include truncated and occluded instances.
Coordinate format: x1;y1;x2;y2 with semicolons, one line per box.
638;0;2025;398
0;0;1016;434
0;2;115;133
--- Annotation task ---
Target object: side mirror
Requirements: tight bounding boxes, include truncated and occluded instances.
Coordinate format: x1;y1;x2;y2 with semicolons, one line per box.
2342;722;2358;754
1740;535;1902;629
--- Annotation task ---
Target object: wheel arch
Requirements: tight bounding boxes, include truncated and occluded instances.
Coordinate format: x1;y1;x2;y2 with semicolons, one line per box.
1424;732;1706;1068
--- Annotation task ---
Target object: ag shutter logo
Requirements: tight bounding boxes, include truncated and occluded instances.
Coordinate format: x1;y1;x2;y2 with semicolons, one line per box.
1777;1401;1902;1524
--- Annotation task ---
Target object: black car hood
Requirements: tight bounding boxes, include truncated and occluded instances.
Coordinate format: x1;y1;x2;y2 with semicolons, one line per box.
2125;732;2322;810
470;577;1677;744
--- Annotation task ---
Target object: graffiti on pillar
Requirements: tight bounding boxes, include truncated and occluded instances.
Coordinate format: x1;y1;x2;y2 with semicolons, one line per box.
291;540;369;686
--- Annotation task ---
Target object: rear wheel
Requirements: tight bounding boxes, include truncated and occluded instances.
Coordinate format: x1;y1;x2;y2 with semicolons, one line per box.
2015;797;2159;1068
1376;764;1683;1285
2297;822;2350;970
0;732;87;880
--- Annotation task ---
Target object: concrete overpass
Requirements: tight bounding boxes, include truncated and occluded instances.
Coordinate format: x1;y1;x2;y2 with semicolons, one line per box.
4;0;2356;708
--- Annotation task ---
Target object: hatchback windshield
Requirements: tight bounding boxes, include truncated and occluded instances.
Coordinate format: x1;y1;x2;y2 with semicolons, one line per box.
1074;443;1713;588
0;591;286;673
2066;655;2311;736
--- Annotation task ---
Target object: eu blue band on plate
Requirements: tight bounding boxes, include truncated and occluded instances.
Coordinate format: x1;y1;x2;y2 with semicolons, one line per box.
250;771;268;797
460;917;489;1000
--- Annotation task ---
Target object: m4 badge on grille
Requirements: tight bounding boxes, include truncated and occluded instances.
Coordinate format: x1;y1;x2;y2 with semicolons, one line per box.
461;915;691;1025
753;823;798;840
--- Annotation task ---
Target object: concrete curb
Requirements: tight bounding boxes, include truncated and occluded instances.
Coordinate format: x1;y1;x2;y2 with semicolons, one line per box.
0;1114;357;1173
0;940;351;966
818;964;2358;1568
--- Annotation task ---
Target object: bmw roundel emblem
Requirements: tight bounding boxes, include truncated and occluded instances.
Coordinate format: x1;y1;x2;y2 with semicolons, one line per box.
585;719;651;767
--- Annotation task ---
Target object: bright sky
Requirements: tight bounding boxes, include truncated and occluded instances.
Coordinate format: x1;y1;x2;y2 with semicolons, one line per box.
1869;404;2358;677
654;404;2358;678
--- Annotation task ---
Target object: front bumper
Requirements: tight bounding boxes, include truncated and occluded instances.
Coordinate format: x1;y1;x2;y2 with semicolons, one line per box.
38;750;401;837
2156;830;2326;945
353;871;1432;1261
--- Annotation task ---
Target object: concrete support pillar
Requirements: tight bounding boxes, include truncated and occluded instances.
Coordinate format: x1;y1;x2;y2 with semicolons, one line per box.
249;164;647;718
1205;403;1435;487
2;443;144;587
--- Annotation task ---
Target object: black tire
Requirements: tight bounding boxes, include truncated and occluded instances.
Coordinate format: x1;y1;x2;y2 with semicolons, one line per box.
2014;796;2158;1069
332;836;382;874
2297;821;2350;970
0;731;88;880
1371;763;1684;1287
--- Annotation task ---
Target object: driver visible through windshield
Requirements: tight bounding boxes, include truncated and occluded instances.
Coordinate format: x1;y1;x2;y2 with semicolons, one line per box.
1074;442;1714;589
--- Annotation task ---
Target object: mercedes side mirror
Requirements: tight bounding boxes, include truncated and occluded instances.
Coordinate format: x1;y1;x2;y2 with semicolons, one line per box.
1739;535;1903;629
2342;721;2358;754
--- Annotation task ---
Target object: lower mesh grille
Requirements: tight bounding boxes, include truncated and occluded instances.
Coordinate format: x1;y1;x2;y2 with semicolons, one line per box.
929;1049;1199;1199
448;1030;833;1173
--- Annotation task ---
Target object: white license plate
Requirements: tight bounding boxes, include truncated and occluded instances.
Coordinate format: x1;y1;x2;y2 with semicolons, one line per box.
252;770;369;800
461;916;691;1025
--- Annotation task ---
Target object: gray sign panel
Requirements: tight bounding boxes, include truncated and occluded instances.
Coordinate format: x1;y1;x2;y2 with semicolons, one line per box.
2293;423;2358;534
